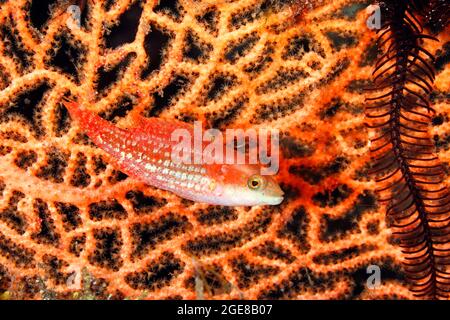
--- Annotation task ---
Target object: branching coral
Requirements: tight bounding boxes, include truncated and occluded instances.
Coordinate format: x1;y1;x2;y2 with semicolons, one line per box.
0;0;448;299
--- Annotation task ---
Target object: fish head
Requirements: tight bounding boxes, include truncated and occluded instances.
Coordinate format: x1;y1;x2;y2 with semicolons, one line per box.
218;165;284;206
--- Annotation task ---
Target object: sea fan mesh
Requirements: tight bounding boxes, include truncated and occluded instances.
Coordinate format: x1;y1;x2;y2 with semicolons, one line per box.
0;0;448;299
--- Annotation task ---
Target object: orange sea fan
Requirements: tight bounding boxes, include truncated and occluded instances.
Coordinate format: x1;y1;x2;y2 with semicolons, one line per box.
0;0;448;300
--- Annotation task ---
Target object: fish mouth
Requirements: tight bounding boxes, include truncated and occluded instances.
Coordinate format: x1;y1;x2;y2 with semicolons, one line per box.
266;195;284;205
267;186;285;205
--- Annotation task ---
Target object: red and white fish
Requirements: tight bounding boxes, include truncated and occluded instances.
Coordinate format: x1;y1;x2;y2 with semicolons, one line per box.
63;100;284;206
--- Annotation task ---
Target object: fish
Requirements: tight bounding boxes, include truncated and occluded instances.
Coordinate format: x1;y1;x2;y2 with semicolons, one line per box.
63;100;284;206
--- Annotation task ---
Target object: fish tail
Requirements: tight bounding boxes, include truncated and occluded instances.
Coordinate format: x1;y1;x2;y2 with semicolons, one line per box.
62;99;93;124
63;98;109;132
62;98;132;162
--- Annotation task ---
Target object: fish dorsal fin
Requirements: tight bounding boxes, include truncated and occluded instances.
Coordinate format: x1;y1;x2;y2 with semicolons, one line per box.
130;115;194;136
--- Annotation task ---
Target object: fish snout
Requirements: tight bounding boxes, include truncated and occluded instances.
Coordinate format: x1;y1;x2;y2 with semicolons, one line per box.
265;179;284;205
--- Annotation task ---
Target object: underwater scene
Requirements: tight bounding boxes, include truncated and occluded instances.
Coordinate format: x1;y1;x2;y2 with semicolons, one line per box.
0;0;449;302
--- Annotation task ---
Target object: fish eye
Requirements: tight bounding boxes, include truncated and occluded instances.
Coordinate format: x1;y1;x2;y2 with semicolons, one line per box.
248;175;265;190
